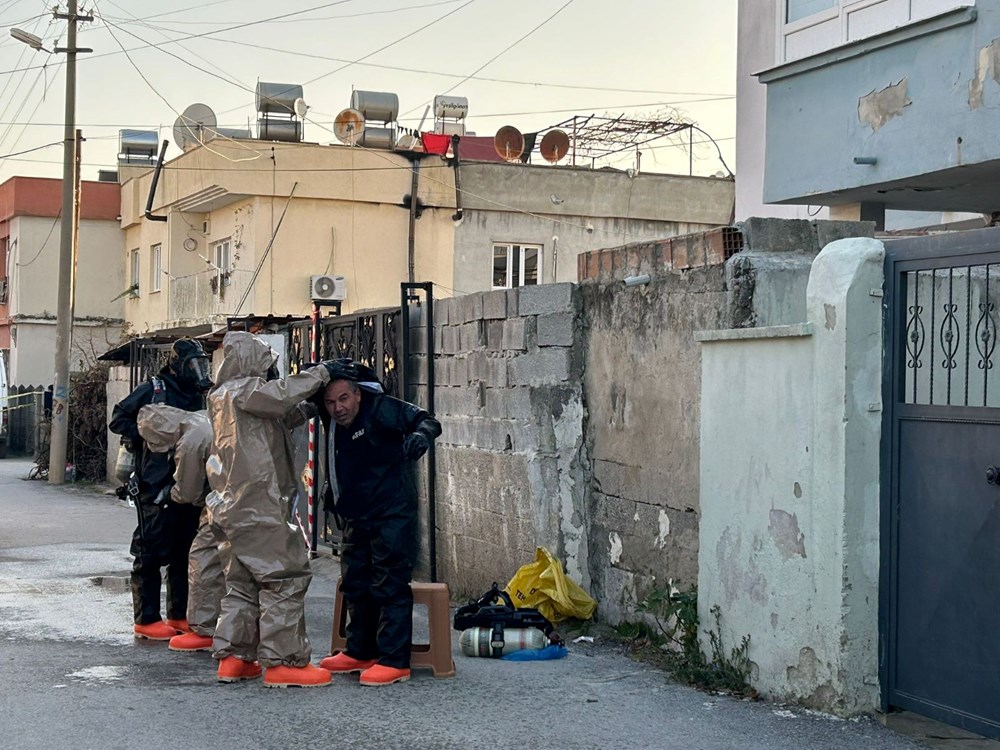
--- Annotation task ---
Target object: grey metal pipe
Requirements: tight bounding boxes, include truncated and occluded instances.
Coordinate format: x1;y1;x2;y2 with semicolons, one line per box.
144;140;169;223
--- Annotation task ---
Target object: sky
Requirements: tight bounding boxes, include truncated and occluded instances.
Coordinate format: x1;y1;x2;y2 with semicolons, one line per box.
0;0;737;184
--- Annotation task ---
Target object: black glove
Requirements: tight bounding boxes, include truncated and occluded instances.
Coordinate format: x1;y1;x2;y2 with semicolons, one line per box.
321;358;357;382
402;432;431;461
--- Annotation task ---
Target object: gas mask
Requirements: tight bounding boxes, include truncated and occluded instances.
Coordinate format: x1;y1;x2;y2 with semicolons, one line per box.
186;356;214;393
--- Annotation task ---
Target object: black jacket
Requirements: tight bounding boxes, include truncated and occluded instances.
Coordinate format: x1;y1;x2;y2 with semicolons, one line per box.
109;370;203;500
315;390;441;519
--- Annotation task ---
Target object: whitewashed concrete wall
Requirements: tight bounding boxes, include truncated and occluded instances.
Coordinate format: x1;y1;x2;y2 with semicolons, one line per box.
696;238;884;714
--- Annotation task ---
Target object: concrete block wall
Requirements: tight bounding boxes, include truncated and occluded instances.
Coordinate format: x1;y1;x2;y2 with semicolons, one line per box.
581;265;730;624
408;282;590;599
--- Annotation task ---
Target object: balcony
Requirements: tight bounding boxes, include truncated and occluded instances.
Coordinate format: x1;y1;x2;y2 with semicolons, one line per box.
758;6;1000;212
168;269;254;324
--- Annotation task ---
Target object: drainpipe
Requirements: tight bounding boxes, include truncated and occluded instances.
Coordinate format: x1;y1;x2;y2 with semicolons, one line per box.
450;134;464;225
144;140;169;223
407;159;421;284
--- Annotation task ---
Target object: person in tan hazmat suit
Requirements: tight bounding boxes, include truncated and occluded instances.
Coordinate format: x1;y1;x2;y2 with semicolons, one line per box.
205;331;335;688
136;405;226;653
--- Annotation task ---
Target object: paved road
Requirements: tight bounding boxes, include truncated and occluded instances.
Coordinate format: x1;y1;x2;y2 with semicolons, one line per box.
0;457;925;750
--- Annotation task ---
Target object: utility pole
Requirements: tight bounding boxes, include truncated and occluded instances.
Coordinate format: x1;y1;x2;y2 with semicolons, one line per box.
47;1;92;484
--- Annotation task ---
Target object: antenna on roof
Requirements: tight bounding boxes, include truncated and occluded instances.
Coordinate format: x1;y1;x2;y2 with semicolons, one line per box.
540;129;570;163
173;103;217;151
494;125;524;162
333;108;365;145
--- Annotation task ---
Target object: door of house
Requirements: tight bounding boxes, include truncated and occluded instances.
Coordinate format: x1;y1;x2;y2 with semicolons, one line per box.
884;229;1000;739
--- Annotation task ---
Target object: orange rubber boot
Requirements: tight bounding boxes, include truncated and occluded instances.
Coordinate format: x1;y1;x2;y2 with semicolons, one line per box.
359;664;411;686
169;632;213;652
217;656;262;683
263;664;332;689
133;621;178;641
319;653;377;673
165;618;191;633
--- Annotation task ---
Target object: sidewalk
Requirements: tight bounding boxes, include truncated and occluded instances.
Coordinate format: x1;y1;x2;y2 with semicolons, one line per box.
0;456;931;750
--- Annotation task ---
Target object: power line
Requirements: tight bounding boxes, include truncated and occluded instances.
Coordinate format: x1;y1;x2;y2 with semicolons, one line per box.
99;13;266;163
101;0;250;92
400;0;578;118
0;0;360;76
0;140;62;159
114;20;734;98
105;0;462;26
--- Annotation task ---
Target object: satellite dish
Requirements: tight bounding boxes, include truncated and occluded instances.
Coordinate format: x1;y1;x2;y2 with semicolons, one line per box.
540;129;570;163
183;237;198;252
293;97;309;118
333;108;365;145
494;125;524;161
172;103;217;150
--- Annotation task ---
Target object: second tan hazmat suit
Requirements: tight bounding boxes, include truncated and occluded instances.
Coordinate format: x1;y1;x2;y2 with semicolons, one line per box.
205;331;329;668
136;405;226;638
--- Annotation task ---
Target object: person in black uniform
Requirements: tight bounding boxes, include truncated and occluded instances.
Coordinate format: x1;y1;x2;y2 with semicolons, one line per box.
314;360;441;686
109;338;213;641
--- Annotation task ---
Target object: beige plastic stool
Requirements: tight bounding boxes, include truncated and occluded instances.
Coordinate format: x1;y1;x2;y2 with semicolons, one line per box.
329;580;456;678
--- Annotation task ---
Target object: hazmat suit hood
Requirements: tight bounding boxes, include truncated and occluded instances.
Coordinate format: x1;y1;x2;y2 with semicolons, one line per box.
136;405;212;506
213;331;278;386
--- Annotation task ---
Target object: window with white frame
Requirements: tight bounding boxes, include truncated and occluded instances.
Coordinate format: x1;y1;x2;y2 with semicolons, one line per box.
150;243;162;293
492;243;541;289
129;249;140;296
213;238;232;287
779;0;974;63
786;0;836;23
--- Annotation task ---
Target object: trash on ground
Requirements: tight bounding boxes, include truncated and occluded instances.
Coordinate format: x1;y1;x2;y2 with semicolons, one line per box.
504;546;597;623
573;635;595;644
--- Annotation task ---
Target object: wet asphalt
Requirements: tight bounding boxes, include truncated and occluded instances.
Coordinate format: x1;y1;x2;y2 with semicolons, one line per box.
0;457;927;750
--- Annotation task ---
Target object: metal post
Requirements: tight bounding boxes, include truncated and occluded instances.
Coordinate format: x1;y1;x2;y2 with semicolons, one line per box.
309;304;321;556
48;0;86;484
400;282;437;582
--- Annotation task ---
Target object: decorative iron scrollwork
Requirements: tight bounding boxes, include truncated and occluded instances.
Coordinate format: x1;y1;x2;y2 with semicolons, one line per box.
940;302;960;371
976;301;997;371
906;304;925;370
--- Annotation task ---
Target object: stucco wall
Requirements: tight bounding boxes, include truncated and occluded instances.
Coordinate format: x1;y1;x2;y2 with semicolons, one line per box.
697;238;884;713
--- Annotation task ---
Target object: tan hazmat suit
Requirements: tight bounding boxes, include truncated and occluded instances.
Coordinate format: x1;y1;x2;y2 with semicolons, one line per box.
205;331;329;668
136;405;227;638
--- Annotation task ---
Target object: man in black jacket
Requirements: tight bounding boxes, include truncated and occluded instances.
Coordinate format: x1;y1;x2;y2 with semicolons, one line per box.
315;360;441;686
109;338;212;641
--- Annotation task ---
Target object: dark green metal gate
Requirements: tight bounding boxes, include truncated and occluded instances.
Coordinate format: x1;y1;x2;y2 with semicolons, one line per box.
882;228;1000;739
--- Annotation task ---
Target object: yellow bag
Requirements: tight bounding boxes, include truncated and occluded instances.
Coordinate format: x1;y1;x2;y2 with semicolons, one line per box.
504;547;597;623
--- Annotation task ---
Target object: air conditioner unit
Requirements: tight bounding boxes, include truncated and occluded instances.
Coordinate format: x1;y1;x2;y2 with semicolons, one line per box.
310;274;346;302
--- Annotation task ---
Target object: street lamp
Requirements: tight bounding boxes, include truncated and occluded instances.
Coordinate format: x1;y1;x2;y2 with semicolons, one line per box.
9;29;44;51
11;2;91;485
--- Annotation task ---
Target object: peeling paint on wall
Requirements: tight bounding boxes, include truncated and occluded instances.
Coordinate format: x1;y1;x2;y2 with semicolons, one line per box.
768;509;807;560
716;526;768;605
857;78;911;132
823;304;837;331
609;531;623;565
969;38;1000;109
656;509;671;549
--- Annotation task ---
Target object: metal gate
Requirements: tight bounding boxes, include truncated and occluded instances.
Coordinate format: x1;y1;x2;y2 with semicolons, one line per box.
883;229;1000;739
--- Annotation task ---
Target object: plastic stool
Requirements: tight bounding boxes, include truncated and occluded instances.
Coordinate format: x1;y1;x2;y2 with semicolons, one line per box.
330;580;456;678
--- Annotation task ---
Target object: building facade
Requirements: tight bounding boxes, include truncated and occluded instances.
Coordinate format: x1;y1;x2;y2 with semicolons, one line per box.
0;176;124;385
121;138;734;335
737;0;984;229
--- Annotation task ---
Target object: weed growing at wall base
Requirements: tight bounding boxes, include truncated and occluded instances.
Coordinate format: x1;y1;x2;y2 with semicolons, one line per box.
616;588;755;698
